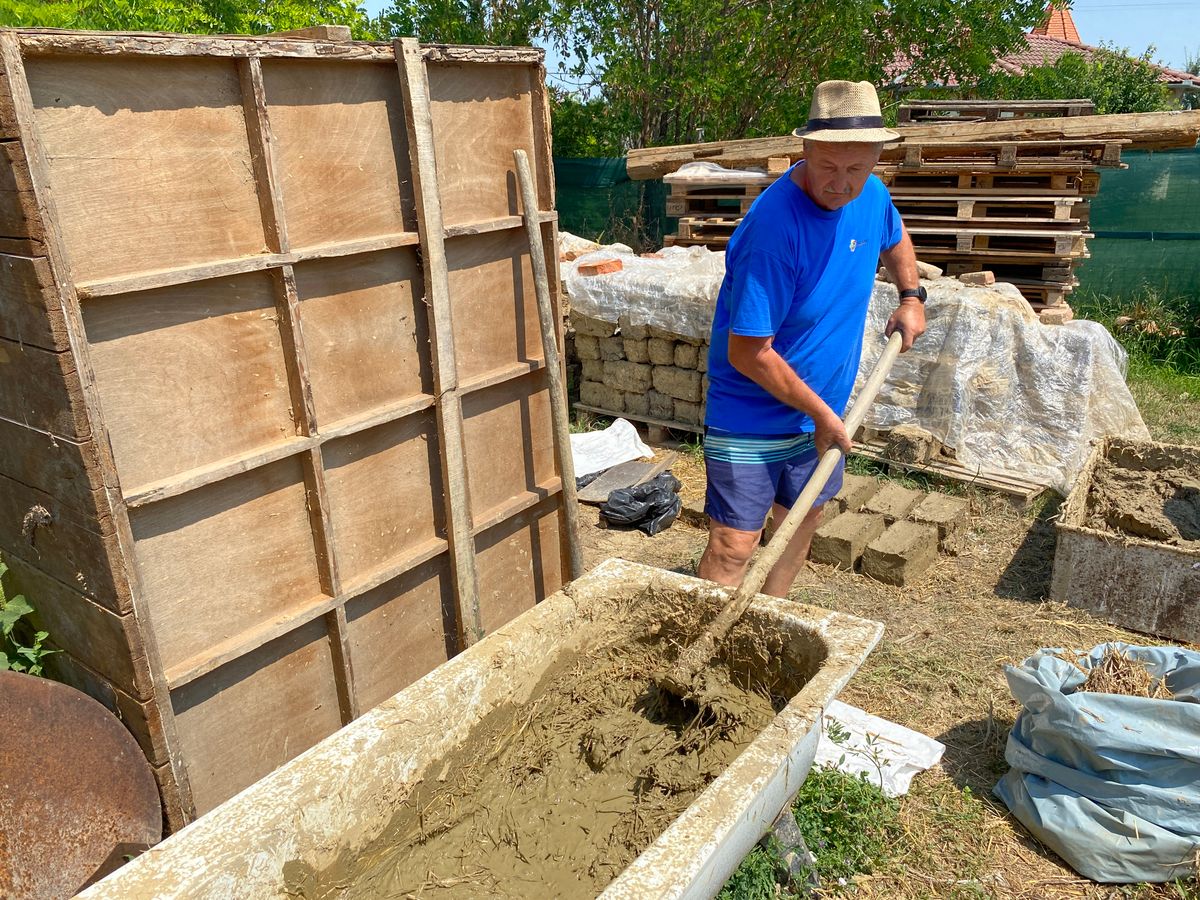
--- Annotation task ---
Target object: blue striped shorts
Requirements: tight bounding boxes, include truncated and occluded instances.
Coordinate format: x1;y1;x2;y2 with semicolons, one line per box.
703;429;844;532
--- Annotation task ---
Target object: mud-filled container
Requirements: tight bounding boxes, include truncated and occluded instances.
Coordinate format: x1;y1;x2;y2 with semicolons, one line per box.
1052;437;1200;641
78;558;882;900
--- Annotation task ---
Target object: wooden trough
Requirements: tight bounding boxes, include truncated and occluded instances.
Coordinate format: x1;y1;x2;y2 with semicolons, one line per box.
77;558;884;900
0;28;567;828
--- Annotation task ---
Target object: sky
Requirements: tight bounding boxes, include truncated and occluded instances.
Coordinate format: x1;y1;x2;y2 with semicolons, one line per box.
361;1;1197;74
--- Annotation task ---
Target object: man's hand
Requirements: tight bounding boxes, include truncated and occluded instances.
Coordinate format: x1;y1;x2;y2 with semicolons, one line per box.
886;300;926;352
813;407;851;456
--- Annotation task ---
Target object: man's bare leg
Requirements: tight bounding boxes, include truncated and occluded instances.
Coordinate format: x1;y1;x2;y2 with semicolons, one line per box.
697;520;761;587
760;501;825;598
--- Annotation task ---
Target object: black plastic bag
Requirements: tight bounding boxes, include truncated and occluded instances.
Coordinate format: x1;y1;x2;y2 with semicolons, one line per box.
599;473;682;536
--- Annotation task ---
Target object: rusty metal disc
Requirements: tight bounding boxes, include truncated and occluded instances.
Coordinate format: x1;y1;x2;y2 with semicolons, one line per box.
0;670;162;899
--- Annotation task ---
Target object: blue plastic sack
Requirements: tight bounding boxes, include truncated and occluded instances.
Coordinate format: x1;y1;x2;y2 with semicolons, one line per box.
994;643;1200;884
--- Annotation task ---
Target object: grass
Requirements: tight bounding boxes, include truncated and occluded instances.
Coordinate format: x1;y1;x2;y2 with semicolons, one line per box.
717;768;903;897
1071;284;1200;445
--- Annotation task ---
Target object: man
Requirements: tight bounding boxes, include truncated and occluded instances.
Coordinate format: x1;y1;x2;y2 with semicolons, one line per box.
697;80;925;596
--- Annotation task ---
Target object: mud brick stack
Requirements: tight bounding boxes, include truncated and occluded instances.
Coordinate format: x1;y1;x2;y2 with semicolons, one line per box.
571;311;709;432
809;474;971;586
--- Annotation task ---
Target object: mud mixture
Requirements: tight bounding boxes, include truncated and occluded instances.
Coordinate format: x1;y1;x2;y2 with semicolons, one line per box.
286;594;801;899
1085;454;1200;548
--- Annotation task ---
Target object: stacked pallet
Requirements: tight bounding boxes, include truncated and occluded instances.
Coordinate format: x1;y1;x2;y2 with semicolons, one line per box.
659;114;1129;317
896;98;1095;125
885;135;1125;316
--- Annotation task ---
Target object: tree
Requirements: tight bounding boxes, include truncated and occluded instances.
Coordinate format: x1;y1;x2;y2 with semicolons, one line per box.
374;0;548;45
543;0;1048;150
975;44;1175;115
0;0;384;39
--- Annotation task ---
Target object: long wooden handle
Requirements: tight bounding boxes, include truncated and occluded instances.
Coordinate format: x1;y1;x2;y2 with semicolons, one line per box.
663;331;903;688
513;149;584;580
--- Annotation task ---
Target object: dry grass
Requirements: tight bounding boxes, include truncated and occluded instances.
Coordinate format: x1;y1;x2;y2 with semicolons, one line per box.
579;457;1198;899
1076;647;1175;700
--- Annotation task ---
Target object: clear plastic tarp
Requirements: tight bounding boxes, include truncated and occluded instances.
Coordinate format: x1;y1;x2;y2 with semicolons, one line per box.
560;236;1150;492
561;238;724;341
662;161;768;184
856;279;1149;494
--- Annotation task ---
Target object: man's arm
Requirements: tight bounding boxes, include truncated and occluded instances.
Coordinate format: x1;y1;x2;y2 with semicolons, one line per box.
727;334;850;455
879;224;926;352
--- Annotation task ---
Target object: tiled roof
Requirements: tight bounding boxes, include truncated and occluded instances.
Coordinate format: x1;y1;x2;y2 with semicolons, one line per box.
996;32;1196;84
1031;6;1081;42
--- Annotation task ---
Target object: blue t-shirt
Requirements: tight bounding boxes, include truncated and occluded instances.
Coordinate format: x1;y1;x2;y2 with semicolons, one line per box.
705;166;902;435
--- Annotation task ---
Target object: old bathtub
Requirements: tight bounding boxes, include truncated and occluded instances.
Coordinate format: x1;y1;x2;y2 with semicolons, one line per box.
78;558;882;899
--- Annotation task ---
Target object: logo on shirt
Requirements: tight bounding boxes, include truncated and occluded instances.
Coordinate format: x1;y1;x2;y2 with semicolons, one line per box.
849;238;858;252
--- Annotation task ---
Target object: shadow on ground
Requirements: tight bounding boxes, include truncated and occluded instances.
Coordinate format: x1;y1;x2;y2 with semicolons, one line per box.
994;495;1062;603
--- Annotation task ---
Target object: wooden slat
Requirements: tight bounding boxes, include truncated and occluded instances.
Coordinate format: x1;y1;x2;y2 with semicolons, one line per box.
16;31;544;64
851;439;1050;505
73;232;422;299
239;54;358;723
577;453;679;505
396;37;482;649
0;31;198;823
625;110;1200;179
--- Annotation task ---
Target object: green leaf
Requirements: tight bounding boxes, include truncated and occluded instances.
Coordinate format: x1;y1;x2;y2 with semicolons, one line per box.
0;651;9;670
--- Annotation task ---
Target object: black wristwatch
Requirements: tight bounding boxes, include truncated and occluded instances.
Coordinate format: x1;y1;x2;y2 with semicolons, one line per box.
899;286;927;304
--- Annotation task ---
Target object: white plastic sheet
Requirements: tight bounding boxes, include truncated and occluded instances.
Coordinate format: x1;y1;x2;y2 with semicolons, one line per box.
562;244;724;340
815;700;945;798
855;278;1150;494
663;161;769;184
569;418;654;478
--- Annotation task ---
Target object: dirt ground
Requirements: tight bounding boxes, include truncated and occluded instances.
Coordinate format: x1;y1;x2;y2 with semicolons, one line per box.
579;448;1196;900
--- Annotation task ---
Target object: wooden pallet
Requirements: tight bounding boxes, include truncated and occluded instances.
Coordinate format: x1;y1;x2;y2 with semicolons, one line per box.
892;195;1087;226
666;195;757;217
895;139;1123;170
1004;279;1076;307
573;402;703;435
851;439;1051;507
896;99;1095;125
666;180;770;198
908;226;1091;256
920;256;1079;283
664;233;730;248
882;170;1102;196
675;215;745;240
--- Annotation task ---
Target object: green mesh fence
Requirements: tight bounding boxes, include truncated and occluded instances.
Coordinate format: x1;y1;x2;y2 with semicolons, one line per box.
554;157;669;251
1075;147;1200;297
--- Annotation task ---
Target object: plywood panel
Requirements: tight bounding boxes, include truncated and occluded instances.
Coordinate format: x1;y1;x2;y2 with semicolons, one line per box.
427;63;539;226
3;554;143;692
128;456;325;673
0;336;89;438
461;370;556;520
0;253;67;351
260;59;416;248
170;617;342;815
0;472;127;612
293;248;431;427
25;55;266;283
82;272;296;490
445;229;542;381
474;496;562;636
344;554;455;712
322;412;443;588
0;141;42;242
0;416;107;519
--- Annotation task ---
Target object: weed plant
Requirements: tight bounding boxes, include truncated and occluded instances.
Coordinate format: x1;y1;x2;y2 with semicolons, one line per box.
0;558;58;676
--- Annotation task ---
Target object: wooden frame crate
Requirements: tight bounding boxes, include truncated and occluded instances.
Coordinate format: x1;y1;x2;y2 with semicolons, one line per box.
0;28;566;828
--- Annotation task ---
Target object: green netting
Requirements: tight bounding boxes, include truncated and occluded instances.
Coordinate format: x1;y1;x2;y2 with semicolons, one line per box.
553;157;669;251
1073;147;1200;297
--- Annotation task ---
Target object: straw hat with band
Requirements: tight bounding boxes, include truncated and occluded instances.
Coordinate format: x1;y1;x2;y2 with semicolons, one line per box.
793;80;900;144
